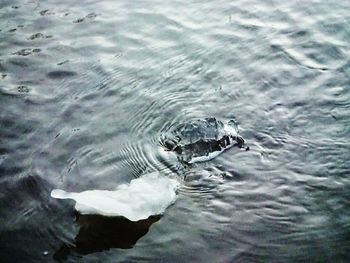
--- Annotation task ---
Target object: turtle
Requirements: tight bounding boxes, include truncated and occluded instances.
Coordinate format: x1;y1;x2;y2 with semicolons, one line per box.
160;117;248;164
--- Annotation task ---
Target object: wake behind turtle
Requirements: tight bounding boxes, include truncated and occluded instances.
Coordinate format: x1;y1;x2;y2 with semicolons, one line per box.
160;117;248;164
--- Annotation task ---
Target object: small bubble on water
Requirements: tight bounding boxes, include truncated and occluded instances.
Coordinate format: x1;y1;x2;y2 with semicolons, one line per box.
114;53;124;58
43;251;49;256
17;86;30;93
73;18;85;23
13;48;32;56
57;60;69;65
86;12;97;19
28;32;44;40
39;9;49;16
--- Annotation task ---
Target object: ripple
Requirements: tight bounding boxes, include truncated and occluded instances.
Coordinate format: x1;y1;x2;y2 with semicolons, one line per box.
73;12;97;23
28;32;52;40
46;70;77;79
12;48;41;56
119;139;180;178
129;91;195;137
39;9;53;16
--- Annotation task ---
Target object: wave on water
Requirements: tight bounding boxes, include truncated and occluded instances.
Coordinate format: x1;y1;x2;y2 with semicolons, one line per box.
51;172;179;221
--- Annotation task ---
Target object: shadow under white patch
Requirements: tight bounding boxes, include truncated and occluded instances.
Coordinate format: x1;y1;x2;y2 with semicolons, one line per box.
51;172;179;221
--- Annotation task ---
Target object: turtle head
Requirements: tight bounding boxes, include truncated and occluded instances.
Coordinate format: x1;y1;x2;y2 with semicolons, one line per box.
230;135;249;150
163;140;176;151
162;136;182;153
235;136;245;148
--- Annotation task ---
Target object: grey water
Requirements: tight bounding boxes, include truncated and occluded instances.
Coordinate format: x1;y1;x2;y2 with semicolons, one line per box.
1;0;350;262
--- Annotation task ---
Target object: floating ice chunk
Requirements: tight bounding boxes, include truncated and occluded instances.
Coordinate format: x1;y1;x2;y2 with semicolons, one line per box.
51;172;179;221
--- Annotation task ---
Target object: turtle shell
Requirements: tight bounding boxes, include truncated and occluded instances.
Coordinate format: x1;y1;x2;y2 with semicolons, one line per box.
161;117;245;163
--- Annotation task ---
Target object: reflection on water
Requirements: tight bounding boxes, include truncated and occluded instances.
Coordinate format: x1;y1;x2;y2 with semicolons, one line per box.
54;214;160;260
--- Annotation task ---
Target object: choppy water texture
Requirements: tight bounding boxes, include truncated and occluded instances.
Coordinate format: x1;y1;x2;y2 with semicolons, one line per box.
1;0;350;262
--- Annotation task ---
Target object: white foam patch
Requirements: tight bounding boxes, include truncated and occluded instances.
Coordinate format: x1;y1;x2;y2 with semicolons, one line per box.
51;172;179;221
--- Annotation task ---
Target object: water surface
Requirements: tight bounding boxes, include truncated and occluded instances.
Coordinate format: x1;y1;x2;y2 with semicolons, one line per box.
1;0;350;262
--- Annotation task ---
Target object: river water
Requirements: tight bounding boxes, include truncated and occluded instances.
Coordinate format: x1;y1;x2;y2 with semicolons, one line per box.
1;0;349;262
